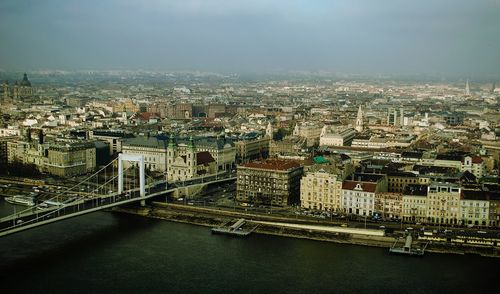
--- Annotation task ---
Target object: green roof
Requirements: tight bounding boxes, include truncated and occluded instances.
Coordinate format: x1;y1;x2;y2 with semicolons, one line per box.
313;156;330;164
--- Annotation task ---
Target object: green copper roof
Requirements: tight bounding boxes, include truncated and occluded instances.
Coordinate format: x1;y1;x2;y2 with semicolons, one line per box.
313;156;329;164
187;135;195;149
168;133;176;148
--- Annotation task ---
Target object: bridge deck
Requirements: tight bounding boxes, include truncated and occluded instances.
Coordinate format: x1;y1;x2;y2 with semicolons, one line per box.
0;176;235;237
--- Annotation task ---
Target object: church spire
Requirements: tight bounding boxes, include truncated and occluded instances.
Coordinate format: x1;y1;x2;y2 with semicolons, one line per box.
265;122;273;139
355;105;364;132
187;135;195;150
168;133;176;148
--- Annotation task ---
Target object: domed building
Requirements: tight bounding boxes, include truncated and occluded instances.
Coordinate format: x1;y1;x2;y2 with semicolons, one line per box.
1;73;34;101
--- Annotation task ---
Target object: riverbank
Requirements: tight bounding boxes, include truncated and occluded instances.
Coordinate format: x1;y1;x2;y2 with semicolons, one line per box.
113;202;500;258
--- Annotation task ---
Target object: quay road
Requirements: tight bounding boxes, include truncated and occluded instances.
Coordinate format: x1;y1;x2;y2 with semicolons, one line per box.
169;199;500;241
6;170;495;240
171;191;500;240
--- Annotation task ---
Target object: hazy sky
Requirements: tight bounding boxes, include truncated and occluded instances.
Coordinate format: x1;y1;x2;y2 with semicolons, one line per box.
1;0;499;76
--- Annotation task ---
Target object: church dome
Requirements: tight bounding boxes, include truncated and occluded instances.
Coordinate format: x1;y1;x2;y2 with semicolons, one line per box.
20;73;31;87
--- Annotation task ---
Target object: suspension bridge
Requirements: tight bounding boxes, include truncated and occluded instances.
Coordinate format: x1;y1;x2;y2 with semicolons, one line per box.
0;154;235;237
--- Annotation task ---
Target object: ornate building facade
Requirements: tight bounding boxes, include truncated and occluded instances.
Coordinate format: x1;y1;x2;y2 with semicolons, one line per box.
1;73;34;101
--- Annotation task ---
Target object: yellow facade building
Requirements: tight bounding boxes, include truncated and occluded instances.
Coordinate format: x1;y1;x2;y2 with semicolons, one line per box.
426;182;461;225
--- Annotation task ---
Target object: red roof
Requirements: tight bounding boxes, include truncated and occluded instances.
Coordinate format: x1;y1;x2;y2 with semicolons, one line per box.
472;156;483;164
197;151;215;165
240;159;302;171
342;181;377;193
136;112;159;121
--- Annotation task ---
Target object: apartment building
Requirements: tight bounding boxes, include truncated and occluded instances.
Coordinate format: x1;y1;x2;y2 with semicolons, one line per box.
426;182;461;225
237;159;303;206
401;184;428;223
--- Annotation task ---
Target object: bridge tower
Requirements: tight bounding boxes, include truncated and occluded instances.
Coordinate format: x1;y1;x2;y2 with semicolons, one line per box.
118;153;145;198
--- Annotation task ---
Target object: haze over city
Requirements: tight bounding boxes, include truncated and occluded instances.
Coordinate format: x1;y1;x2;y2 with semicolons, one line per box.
1;0;500;76
1;1;500;293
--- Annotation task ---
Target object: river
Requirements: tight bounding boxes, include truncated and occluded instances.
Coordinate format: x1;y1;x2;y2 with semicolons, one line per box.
0;199;499;293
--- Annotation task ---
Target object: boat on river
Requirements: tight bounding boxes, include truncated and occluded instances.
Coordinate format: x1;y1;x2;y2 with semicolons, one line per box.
389;234;428;256
5;195;35;206
212;218;256;237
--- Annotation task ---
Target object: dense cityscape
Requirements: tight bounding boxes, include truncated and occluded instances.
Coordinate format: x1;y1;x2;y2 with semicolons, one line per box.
1;71;499;232
1;1;500;293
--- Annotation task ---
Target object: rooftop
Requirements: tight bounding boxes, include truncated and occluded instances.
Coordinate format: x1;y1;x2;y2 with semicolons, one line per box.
123;136;169;149
436;153;464;161
403;184;428;196
342;181;377;193
461;190;488;201
197;151;215;165
239;159;302;171
401;151;423;159
352;173;385;183
313;156;329;164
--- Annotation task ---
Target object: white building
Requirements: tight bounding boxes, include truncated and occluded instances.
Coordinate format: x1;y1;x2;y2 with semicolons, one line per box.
293;122;323;147
351;135;416;150
341;181;378;216
166;135;235;181
461;156;486;179
122;136;168;172
460;191;490;227
319;127;356;147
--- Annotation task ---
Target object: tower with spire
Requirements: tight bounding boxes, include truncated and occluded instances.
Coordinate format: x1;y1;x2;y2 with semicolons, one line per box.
465;79;470;96
186;136;197;178
166;134;198;181
355;105;364;132
265;122;273;139
166;133;177;179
